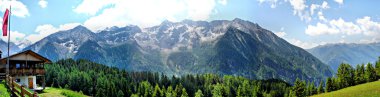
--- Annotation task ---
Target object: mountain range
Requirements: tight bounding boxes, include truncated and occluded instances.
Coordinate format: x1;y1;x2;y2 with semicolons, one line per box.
2;18;333;83
308;43;380;71
0;40;21;58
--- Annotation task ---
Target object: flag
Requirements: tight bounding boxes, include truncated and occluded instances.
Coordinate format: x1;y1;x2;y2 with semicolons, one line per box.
2;9;9;36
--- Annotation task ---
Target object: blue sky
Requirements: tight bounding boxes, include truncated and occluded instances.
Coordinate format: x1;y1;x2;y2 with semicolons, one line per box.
1;0;380;49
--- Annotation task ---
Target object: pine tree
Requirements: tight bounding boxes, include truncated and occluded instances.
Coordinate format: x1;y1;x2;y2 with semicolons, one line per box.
181;88;189;97
195;89;204;97
292;78;306;97
310;81;316;95
365;63;377;82
139;81;153;97
252;84;259;97
237;85;243;97
237;80;251;97
116;90;124;97
305;81;316;96
337;63;354;88
153;84;161;97
212;83;223;97
325;78;332;92
166;86;173;97
306;82;311;96
160;85;165;97
375;57;380;78
317;81;323;94
332;78;340;90
355;64;365;85
174;84;182;97
288;90;296;97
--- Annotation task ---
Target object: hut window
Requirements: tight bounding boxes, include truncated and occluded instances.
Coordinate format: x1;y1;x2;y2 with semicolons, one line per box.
16;64;20;69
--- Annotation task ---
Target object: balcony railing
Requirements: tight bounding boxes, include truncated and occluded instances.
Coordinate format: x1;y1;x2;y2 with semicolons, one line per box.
10;68;45;75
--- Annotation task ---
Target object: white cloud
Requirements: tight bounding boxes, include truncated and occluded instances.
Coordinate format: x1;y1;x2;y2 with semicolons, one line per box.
286;38;319;49
1;30;25;42
306;16;380;38
76;0;223;32
57;23;82;31
186;0;216;20
73;0;114;15
273;29;319;49
38;0;48;8
321;1;329;9
289;0;306;13
274;27;286;38
359;38;378;44
26;23;81;43
305;22;339;36
356;16;380;36
0;0;30;18
329;18;361;35
317;11;327;22
0;30;33;48
310;4;318;15
289;0;306;15
309;1;330;23
285;0;331;22
218;0;227;5
258;0;278;8
289;0;315;21
334;0;344;5
274;31;286;38
260;0;330;22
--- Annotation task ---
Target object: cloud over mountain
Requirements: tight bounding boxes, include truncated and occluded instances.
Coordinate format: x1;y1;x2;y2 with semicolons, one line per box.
74;0;227;32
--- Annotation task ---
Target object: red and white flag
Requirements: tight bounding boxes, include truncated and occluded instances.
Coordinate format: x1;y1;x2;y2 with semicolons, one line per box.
2;9;9;36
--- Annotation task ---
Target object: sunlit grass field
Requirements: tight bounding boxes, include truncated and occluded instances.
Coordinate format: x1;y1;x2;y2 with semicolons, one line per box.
39;87;88;97
312;80;380;97
0;80;10;97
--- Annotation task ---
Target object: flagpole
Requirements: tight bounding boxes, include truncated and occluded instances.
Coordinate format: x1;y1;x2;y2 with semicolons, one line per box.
6;5;11;75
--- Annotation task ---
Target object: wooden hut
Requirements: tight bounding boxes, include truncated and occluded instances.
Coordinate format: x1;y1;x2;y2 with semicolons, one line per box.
0;50;51;90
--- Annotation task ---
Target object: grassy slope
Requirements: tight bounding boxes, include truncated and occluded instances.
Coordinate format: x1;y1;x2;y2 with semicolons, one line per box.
0;80;10;97
39;87;88;97
1;80;85;97
312;80;380;97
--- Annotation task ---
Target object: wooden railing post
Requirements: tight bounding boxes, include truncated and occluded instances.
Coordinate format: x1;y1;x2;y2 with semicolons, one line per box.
21;85;24;97
33;91;38;97
5;75;9;87
10;77;13;90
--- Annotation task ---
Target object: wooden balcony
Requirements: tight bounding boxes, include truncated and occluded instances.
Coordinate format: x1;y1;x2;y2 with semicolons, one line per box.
10;68;45;76
36;69;45;74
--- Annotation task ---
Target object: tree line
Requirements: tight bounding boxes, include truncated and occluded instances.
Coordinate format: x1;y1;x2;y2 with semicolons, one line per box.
45;57;380;97
45;59;292;97
289;57;380;97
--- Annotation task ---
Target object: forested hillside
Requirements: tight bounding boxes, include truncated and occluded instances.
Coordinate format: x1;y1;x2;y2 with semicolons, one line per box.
44;57;380;97
45;59;292;97
289;57;380;97
308;43;380;72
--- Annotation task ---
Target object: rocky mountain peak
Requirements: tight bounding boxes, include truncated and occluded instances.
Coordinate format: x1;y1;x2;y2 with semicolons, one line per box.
21;19;333;83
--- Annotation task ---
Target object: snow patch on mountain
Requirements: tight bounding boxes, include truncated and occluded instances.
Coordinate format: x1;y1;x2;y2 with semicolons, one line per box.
59;40;78;54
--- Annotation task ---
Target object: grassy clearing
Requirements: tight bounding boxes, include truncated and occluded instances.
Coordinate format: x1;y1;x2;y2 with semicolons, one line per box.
38;87;87;97
0;80;10;97
312;80;380;97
